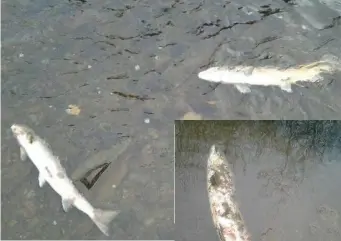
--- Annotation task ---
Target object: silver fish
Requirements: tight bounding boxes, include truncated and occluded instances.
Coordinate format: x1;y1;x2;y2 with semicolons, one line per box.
198;58;339;93
207;144;250;241
11;124;120;236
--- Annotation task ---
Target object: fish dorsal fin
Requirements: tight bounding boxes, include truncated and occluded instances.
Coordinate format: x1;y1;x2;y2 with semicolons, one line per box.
40;138;52;149
297;61;331;71
242;66;254;76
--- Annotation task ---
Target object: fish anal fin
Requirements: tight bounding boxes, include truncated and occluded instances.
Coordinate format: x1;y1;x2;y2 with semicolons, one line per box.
62;198;74;212
20;146;28;161
235;84;251;93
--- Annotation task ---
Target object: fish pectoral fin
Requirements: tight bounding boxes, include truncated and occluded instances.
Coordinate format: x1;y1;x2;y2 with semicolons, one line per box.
38;173;46;187
235;84;251;93
20;146;28;161
280;82;293;92
62;198;74;212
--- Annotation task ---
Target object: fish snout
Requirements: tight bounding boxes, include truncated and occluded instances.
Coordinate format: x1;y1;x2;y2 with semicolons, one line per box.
198;67;222;82
11;124;18;134
198;69;214;80
11;124;24;136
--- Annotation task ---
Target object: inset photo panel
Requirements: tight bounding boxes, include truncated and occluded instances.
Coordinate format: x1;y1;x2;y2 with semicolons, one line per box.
175;120;341;241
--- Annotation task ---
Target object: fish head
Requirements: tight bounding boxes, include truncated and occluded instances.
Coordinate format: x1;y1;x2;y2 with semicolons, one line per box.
198;67;223;82
11;124;36;145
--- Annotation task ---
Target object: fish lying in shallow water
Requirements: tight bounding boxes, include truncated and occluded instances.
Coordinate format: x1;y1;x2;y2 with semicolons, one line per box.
207;145;250;241
198;58;339;93
11;124;119;236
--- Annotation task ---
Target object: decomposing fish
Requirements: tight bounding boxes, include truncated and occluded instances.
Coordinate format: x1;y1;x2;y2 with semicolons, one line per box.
207;144;250;241
198;57;340;93
11;124;119;236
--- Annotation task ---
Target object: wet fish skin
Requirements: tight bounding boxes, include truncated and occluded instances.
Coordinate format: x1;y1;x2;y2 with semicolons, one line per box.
10;124;120;236
198;59;338;93
207;145;250;241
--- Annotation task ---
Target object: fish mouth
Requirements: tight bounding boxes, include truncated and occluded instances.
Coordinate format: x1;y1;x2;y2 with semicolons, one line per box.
198;71;207;80
11;124;24;136
198;68;222;82
198;71;214;81
11;124;18;133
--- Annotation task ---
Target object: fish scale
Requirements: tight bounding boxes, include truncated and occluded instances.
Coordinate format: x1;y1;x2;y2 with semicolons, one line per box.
207;144;250;241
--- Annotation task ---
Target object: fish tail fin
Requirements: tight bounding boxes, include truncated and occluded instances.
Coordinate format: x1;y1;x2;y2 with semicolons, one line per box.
92;208;120;236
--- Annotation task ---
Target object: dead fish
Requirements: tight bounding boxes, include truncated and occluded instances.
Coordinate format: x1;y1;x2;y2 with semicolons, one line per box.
198;58;339;93
10;124;120;236
207;145;250;241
